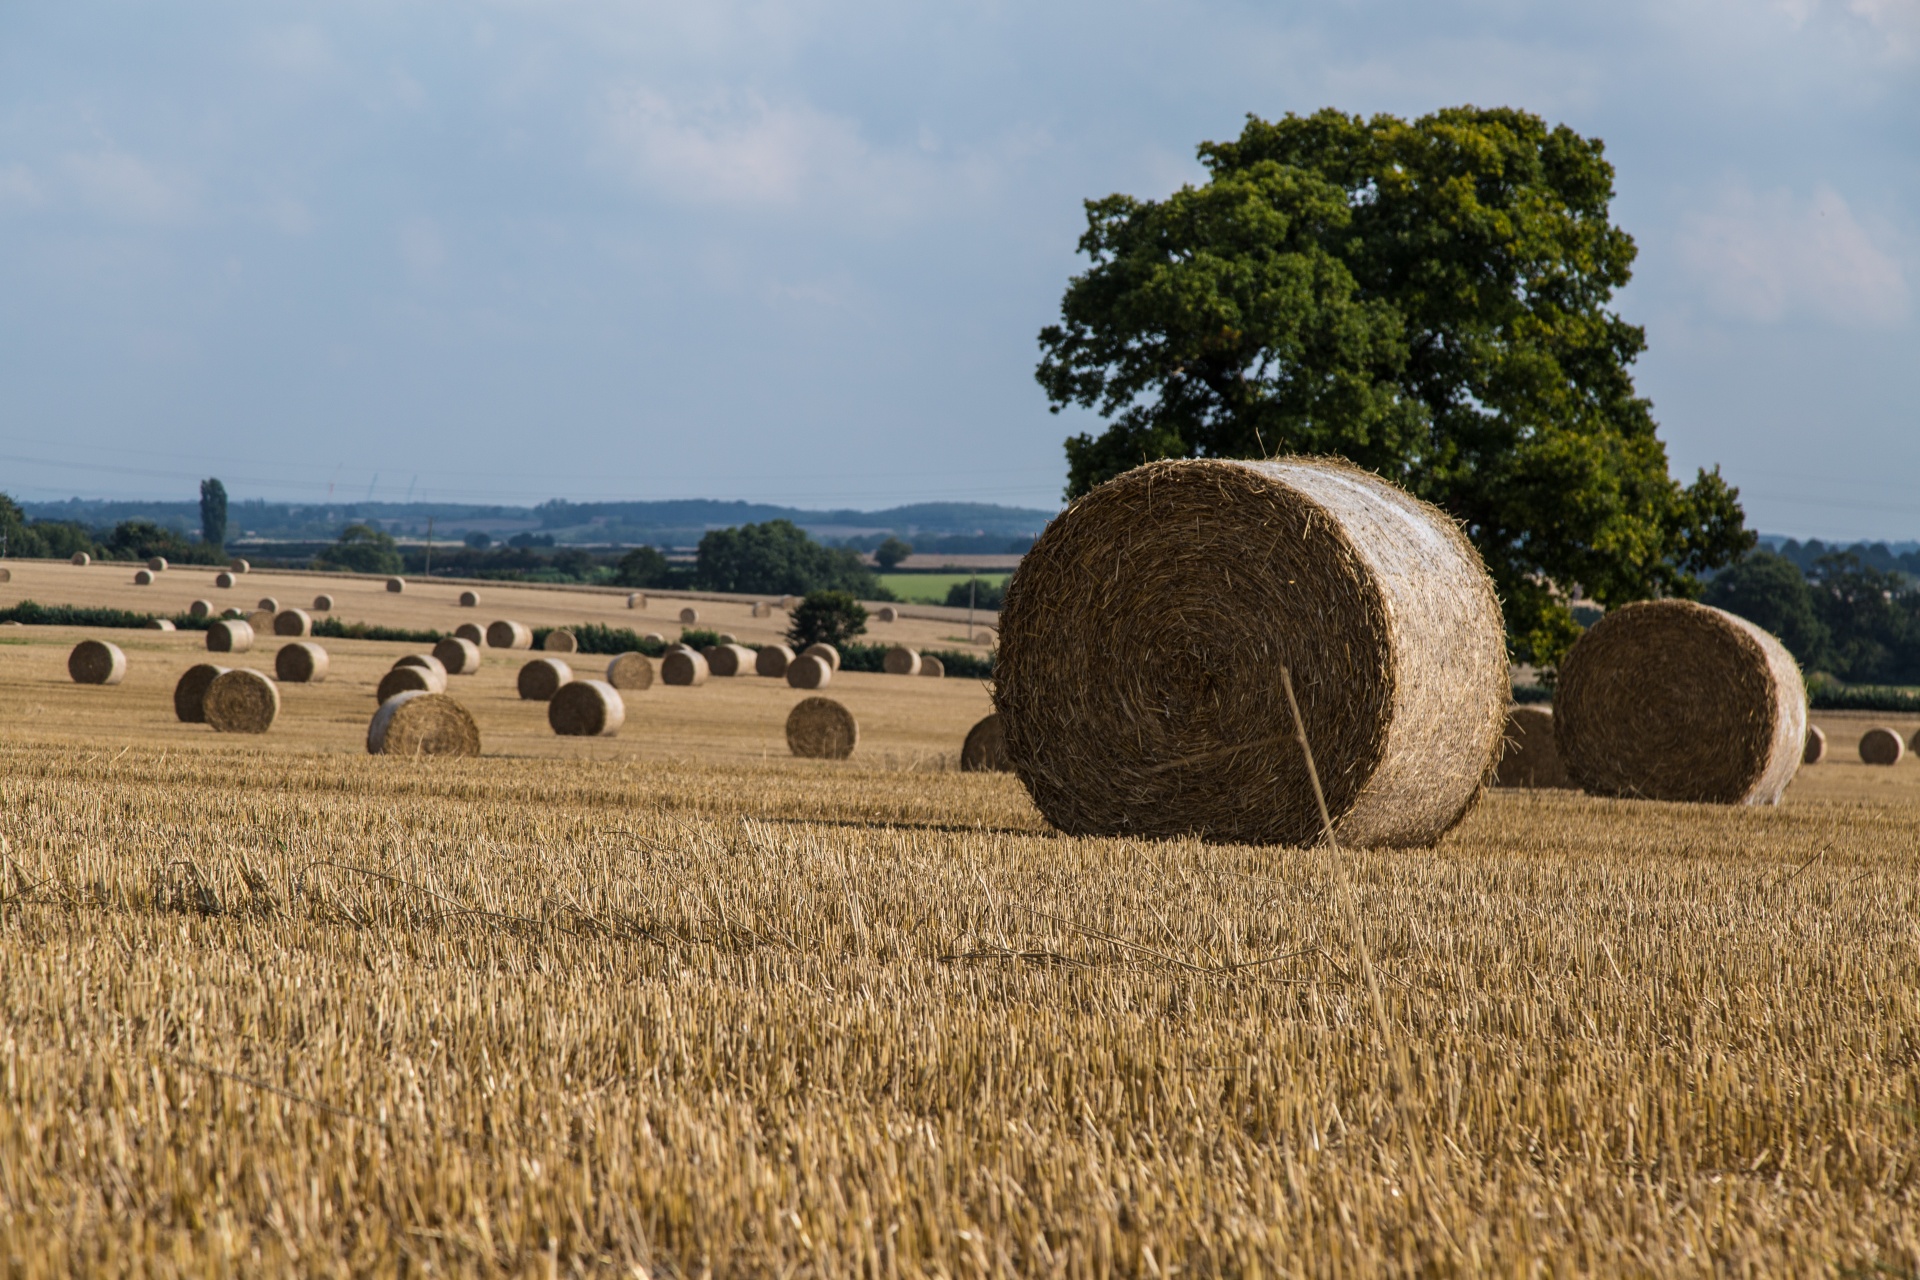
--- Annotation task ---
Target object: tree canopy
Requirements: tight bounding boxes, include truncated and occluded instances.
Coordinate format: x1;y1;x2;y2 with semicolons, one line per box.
786;591;869;650
695;520;884;598
1036;105;1752;662
1705;549;1920;684
199;478;228;550
316;524;403;575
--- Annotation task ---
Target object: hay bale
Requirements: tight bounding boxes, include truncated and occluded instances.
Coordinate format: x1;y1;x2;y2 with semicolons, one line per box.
205;619;254;653
679;606;699;624
995;457;1509;846
707;643;756;677
1859;727;1905;766
273;608;312;637
518;657;573;701
884;645;921;676
1493;706;1572;789
606;652;655;690
1555;599;1807;805
68;640;127;685
147;556;168;572
146;619;175;631
785;653;832;690
0;568;8;583
719;632;737;644
367;691;480;758
214;572;234;588
386;577;406;593
189;599;213;619
377;665;445;703
459;590;480;607
802;643;841;672
661;649;709;686
549;679;624;736
312;594;334;611
393;653;447;678
642;632;664;645
543;628;578;654
454;622;484;645
756;644;795;678
432;636;482;675
786;697;857;759
204;668;279;734
71;552;90;566
752;602;771;618
246;610;275;635
627;592;646;610
1804;725;1828;765
133;569;153;585
173;663;229;722
486;619;532;650
877;606;897;623
222;608;245;619
921;655;945;678
961;713;1009;772
257;596;280;613
780;596;798;610
276;641;329;683
975;631;994;645
229;558;250;573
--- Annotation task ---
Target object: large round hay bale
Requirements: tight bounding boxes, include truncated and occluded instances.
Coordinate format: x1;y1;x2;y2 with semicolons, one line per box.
661;648;709;686
0;568;9;583
802;643;841;672
377;664;445;703
206;619;254;653
961;713;1009;772
642;632;664;645
1556;599;1807;806
486;619;532;650
883;645;921;676
147;556;168;572
386;577;405;593
549;679;624;736
453;622;484;645
995;457;1508;847
214;571;235;589
785;653;832;690
272;608;311;637
1804;725;1828;765
459;590;480;607
367;691;480;757
877;606;897;623
780;595;798;610
246;610;275;635
393;653;447;678
204;668;279;734
313;594;333;612
68;640;127;685
718;632;737;644
432;636;482;675
146;619;175;631
921;655;945;678
543;628;578;654
133;569;154;585
276;641;329;683
679;606;699;624
189;599;213;619
257;596;280;613
707;643;756;677
786;697;857;759
1493;705;1572;789
1859;727;1906;766
606;651;655;690
627;592;646;610
229;558;250;574
756;644;794;678
518;657;573;701
173;663;228;722
71;552;90;566
752;602;771;618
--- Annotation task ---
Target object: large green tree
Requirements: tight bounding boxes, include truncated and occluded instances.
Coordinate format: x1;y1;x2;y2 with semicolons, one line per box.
199;478;228;550
1036;106;1752;662
695;520;884;598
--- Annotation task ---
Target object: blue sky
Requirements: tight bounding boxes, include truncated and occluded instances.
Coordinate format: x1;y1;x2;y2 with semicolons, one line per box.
0;0;1914;538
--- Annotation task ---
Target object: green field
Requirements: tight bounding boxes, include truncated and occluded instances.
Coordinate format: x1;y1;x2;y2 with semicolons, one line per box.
877;572;1008;604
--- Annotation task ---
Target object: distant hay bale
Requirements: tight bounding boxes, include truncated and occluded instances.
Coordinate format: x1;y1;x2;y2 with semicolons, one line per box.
1556;599;1807;806
432;636;482;675
1859;727;1905;766
222;608;245;620
785;653;832;690
606;652;655;690
377;665;445;703
257;596;280;613
367;691;480;758
386;577;406;593
549;679;624;736
214;572;234;588
543;628;578;653
454;622;484;645
1493;706;1572;789
974;632;994;645
393;653;447;678
780;596;798;610
884;645;921;676
459;590;480;607
661;648;709;686
706;643;756;677
0;568;8;582
752;602;771;618
961;713;1009;772
189;599;213;619
679;606;699;624
147;557;168;572
204;668;280;734
205;619;254;653
68;640;127;685
718;632;736;644
71;552;90;566
1804;725;1827;765
994;457;1509;847
627;592;646;610
756;644;794;678
173;663;228;722
877;606;897;623
146;619;175;631
642;632;664;645
229;558;249;573
246;609;276;634
786;697;857;759
802;643;841;671
486;619;532;650
921;655;945;678
312;594;333;611
276;641;329;683
134;569;154;585
518;657;573;701
273;608;312;637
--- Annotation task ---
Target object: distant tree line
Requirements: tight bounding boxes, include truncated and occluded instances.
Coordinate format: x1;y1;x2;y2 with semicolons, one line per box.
1704;550;1920;685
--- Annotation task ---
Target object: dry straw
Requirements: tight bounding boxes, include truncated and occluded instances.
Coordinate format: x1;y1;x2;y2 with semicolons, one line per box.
752;602;771;618
205;619;254;653
367;691;480;757
312;594;334;611
454;622;484;645
459;590;481;607
785;653;832;690
1493;705;1573;789
1859;727;1905;766
273;608;312;637
1804;725;1828;765
606;652;654;690
883;645;921;676
543;628;578;654
780;595;798;610
921;655;945;678
1556;599;1807;805
257;596;280;613
386;577;406;593
173;663;228;722
214;572;235;588
661;649;709;686
432;636;482;675
706;643;756;677
147;557;168;572
718;632;736;644
802;642;841;671
246;610;275;635
627;592;645;609
876;606;897;623
70;552;90;566
229;557;249;573
960;712;1010;772
204;668;280;734
276;641;329;683
0;568;9;583
133;569;154;586
518;657;573;701
68;640;127;685
189;599;213;619
642;632;664;644
377;665;445;703
549;679;624;736
393;653;447;679
486;619;532;650
679;606;699;624
786;696;858;759
755;644;794;678
146;618;175;631
993;456;1509;847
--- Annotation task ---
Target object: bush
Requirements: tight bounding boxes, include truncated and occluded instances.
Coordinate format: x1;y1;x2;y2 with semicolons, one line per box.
943;578;1006;610
316;524;404;575
103;519;224;565
786;591;868;649
697;520;886;598
614;546;673;589
528;624;668;657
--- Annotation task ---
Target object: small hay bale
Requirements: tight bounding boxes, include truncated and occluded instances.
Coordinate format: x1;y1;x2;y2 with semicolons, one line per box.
718;632;736;644
756;644;794;678
386;577;406;593
432;636;482;675
133;569;154;585
222;608;245;619
780;596;798;610
802;643;841;671
549;679;624;736
214;572;234;588
883;645;921;676
642;632;664;645
313;594;334;611
377;665;445;703
229;558;250;573
246;610;275;635
257;596;280;613
367;691;480;757
459;590;480;607
1804;725;1828;765
1860;727;1905;766
273;608;312;637
786;697;857;759
679;606;699;624
71;552;91;566
518;657;573;701
785;653;832;690
146;618;175;631
752;602;771;618
707;643;755;677
961;713;1009;772
454;622;484;645
543;628;578;654
147;557;168;572
173;663;228;722
1493;706;1572;789
189;599;213;619
606;652;654;690
486;619;532;650
921;655;945;678
1556;599;1807;806
276;641;329;683
68;640;127;685
627;592;646;610
0;568;8;583
204;668;279;734
206;619;254;653
393;653;447;678
974;632;994;645
877;606;897;623
661;649;709;686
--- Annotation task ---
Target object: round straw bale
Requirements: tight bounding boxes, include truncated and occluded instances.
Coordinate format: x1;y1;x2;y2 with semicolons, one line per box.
246;610;275;635
707;643;756;677
877;606;897;623
643;632;664;645
1803;725;1827;765
367;691;480;758
454;622;483;645
627;592;646;609
786;697;857;759
386;577;405;593
679;606;698;624
205;619;254;653
1556;599;1807;806
661;648;709;686
543;628;578;654
752;602;771;618
883;645;921;676
214;572;234;588
222;608;245;619
276;641;329;683
71;552;90;566
921;655;945;678
0;568;8;583
432;636;482;675
272;607;311;637
312;594;334;611
718;632;737;644
1859;727;1905;766
802;642;841;671
147;556;168;572
229;558;250;573
133;569;153;585
189;599;213;619
606;651;655;690
459;590;480;607
257;596;279;613
377;664;445;703
549;679;624;736
780;596;798;610
1493;706;1572;789
393;653;446;678
518;656;573;701
756;644;794;678
785;653;832;689
961;713;1009;772
486;619;532;650
975;632;994;645
68;640;126;685
995;457;1508;847
146;618;175;631
173;663;228;721
204;668;279;734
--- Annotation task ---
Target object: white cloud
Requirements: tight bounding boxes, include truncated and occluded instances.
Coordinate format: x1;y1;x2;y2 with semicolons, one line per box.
61;150;191;222
0;163;42;209
1770;0;1920;54
1676;182;1909;327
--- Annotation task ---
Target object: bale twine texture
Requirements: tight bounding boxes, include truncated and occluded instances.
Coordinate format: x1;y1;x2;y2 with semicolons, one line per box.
68;640;127;685
606;652;655;690
877;606;897;623
549;680;624;736
147;557;168;572
518;657;573;701
432;636;482;675
312;594;334;611
454;622;484;645
367;692;481;758
214;572;234;589
173;664;228;722
1804;726;1828;765
189;599;213;619
133;570;153;586
276;641;329;683
707;644;756;677
756;645;794;678
883;646;921;676
229;558;250;573
921;655;945;678
146;619;175;631
386;577;405;593
1859;727;1906;766
486;619;532;650
377;665;445;703
1556;599;1807;806
1493;706;1572;789
205;619;254;653
627;593;645;609
71;552;90;566
543;629;578;654
994;456;1509;847
273;608;312;637
459;590;480;607
785;653;832;690
961;713;1010;772
802;643;841;672
393;653;447;678
679;607;699;624
204;669;279;734
787;697;858;760
257;596;280;613
661;649;709;687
